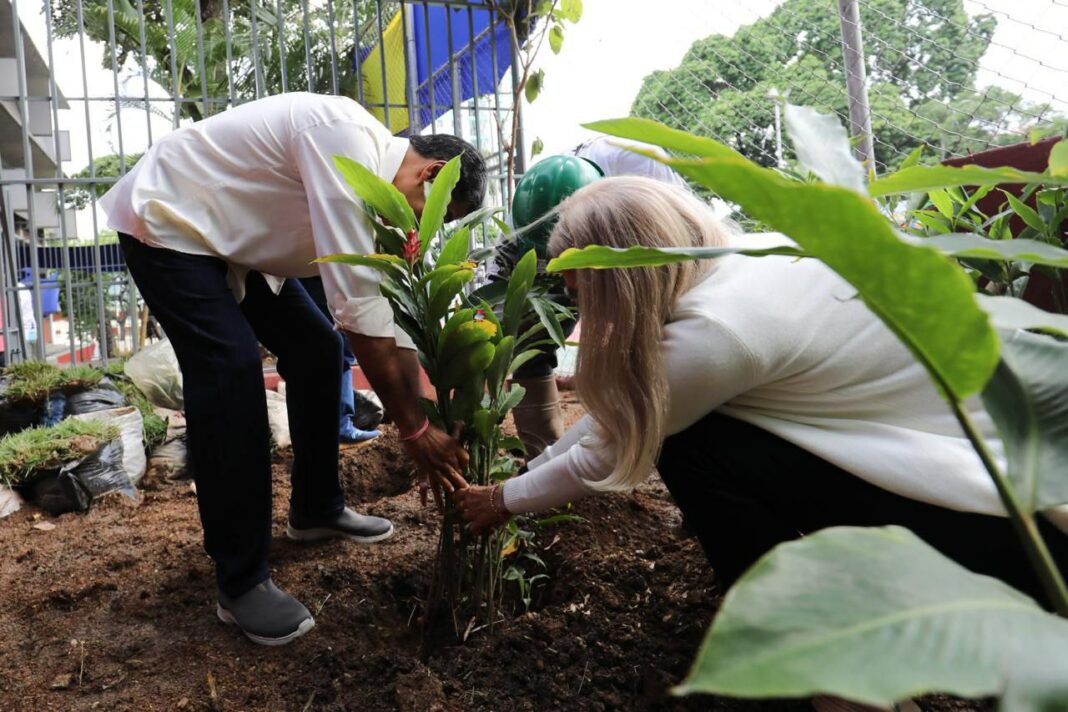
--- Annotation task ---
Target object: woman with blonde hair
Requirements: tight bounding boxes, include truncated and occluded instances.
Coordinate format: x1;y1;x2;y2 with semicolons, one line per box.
454;176;1068;605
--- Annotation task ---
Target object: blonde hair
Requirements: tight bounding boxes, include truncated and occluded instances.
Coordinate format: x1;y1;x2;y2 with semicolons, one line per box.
548;176;731;491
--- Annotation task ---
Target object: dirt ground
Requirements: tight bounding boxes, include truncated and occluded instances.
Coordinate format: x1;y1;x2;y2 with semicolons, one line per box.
0;395;987;711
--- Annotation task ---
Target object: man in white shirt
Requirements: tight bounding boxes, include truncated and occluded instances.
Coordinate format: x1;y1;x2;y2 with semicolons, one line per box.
102;92;485;646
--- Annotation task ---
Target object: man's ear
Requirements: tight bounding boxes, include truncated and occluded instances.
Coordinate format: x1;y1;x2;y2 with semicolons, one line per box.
418;159;448;182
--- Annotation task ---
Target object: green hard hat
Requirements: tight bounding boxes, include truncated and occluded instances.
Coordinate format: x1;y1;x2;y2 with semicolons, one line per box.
511;155;603;255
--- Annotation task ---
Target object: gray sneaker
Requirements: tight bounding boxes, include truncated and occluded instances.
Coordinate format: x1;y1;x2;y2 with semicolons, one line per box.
216;579;315;646
286;506;394;544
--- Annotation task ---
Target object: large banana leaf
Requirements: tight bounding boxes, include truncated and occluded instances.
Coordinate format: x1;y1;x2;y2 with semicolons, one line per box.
549;242;805;270
681;526;1068;711
981;330;1068;511
870;165;1068;198
977;296;1068;338
911;234;1068;269
782;104;866;193
573;117;999;399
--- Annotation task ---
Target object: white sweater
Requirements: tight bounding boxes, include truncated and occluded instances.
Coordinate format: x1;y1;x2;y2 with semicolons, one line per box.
502;235;1068;531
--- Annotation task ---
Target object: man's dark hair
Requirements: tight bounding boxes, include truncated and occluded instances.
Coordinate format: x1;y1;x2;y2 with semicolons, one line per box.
410;134;488;212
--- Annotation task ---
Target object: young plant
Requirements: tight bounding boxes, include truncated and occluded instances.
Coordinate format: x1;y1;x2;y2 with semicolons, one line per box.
547;113;1068;709
318;153;550;640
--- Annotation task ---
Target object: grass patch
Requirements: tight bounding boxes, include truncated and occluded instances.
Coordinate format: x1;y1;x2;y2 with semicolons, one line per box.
2;362;104;402
0;418;119;486
2;360;167;454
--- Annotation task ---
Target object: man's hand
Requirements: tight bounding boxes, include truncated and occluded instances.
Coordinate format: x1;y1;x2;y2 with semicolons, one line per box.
404;424;469;512
454;484;510;534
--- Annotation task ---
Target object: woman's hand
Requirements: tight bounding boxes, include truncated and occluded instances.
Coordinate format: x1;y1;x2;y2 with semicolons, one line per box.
454;484;511;534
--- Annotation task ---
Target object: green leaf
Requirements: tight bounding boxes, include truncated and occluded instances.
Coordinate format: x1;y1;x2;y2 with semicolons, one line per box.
659;155;998;399
534;513;586;526
910;233;1068;269
437;226;471;266
333;155;416;232
869;164;1068;199
1003;192;1048;235
548;24;563;54
531;136;545;157
451;206;503;234
1049;140;1068;178
492;216;512;236
420;155;463;253
899;145;925;170
909;210;952;235
508;349;541;376
314;253;407;279
680;526;1068;707
497;384;526;414
782;104;866;193
582;117;743;161
428;269;475;322
976;295;1068;338
530;297;566;347
503;250;537;337
531;0;553;17
957;184;995;217
472;408;495;444
440;341;495;389
558;0;583;22
364;209;408;256
525;69;545;104
547;242;803;271
499;435;525;453
928;189;956;220
487;335;516;397
420;263;465;291
981;330;1068;511
437;308;476;357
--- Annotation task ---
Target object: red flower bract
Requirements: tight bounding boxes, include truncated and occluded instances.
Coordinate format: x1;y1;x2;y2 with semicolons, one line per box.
403;229;420;266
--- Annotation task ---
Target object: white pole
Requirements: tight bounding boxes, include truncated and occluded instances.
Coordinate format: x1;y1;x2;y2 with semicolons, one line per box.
837;0;876;172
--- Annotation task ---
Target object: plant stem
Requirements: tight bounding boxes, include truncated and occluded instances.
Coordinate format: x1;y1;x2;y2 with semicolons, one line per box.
950;399;1068;616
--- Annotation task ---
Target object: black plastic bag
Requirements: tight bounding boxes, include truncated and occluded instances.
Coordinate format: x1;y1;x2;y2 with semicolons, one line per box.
64;378;127;416
354;389;384;431
17;439;132;516
0;379;65;436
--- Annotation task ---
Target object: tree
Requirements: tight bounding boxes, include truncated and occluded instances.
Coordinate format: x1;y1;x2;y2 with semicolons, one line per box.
49;0;375;121
631;0;1063;169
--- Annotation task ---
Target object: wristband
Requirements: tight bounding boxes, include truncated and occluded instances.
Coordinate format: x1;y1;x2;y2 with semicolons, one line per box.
490;483;509;519
398;417;431;442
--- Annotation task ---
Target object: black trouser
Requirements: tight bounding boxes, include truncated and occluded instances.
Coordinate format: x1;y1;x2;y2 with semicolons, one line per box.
121;234;345;597
656;411;1068;609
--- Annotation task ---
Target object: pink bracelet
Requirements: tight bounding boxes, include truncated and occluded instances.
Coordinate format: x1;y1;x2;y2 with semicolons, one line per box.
398;417;431;442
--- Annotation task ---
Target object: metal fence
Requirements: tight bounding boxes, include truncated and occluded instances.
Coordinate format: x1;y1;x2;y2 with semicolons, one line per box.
1;0;522;367
630;0;1068;173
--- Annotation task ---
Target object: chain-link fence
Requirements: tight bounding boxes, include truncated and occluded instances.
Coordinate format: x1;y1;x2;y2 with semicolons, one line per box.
1;0;521;366
630;0;1068;173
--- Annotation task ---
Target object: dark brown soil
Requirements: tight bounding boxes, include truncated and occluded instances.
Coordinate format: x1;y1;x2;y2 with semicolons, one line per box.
0;395;987;711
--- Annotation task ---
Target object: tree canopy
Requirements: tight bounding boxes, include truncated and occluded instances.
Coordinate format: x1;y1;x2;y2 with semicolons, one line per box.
631;0;1066;169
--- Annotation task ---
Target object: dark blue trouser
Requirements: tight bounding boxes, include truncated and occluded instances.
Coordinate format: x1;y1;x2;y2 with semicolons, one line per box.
120;234;345;597
299;276;357;433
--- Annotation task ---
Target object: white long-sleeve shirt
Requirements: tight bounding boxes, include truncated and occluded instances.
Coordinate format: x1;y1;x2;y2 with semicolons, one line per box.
502;233;1068;532
100;92;415;349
